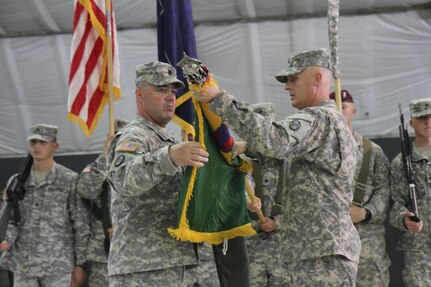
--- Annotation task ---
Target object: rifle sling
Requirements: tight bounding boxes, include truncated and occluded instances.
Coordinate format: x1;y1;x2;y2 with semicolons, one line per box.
353;137;372;206
91;181;112;254
251;160;284;218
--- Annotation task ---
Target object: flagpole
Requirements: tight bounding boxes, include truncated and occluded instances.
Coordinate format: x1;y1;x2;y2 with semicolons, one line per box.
245;178;266;223
105;0;115;135
328;0;342;111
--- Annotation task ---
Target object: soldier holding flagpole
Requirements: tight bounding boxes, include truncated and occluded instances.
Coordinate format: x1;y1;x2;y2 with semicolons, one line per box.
192;48;361;286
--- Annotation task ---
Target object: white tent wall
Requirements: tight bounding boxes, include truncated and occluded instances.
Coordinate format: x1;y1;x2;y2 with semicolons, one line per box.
0;9;430;158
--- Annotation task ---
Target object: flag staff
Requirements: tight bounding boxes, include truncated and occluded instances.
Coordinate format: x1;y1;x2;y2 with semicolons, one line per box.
105;0;115;136
328;0;342;111
245;179;266;223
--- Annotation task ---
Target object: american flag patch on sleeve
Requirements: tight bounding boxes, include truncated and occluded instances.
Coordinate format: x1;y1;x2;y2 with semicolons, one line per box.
116;142;139;153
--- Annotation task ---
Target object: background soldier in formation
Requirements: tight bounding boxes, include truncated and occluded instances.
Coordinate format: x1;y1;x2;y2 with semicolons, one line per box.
107;61;209;287
193;48;360;286
330;90;391;286
245;102;288;287
0;124;90;287
76;119;128;286
390;98;431;287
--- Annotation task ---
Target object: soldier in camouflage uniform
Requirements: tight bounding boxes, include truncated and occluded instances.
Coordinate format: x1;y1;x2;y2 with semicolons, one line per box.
330;90;391;287
245;102;288;287
107;61;209;287
193;48;361;286
183;243;219;287
390;98;431;287
0;124;91;287
76;119;128;287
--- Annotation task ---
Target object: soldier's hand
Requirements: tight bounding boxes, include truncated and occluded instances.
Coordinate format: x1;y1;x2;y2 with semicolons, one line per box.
71;265;86;287
0;240;10;252
107;228;113;240
192;85;220;103
169;141;209;167
247;197;262;213
102;133;115;156
233;141;247;158
349;204;366;223
259;217;276;233
404;212;423;233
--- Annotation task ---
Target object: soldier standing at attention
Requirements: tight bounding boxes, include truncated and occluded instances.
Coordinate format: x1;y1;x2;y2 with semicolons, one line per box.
76;119;128;287
0;124;91;287
245;102;288;286
390;98;431;287
107;61;209;287
193;48;361;286
330;90;391;286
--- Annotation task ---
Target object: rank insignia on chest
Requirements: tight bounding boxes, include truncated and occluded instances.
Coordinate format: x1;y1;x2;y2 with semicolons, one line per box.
289;120;301;131
116;142;139;153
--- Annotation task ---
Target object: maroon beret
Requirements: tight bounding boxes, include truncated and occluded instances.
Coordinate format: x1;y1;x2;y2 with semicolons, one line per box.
329;89;354;103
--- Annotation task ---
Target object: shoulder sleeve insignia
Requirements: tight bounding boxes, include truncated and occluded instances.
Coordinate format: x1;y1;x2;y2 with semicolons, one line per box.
289;120;301;131
116;142;139;153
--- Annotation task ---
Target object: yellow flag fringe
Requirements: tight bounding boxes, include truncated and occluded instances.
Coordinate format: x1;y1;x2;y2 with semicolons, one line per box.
168;76;255;244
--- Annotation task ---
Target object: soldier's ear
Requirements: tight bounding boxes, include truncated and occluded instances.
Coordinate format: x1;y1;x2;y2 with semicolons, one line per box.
135;88;144;105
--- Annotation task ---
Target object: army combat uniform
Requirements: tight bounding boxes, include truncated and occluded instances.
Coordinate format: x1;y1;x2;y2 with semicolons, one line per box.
351;132;391;287
390;98;431;287
245;102;289;287
77;153;111;287
108;117;198;286
246;158;288;287
390;143;431;287
183;242;219;287
2;163;90;285
208;91;360;286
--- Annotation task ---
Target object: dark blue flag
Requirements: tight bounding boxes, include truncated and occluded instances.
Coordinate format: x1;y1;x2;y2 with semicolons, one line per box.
157;0;197;136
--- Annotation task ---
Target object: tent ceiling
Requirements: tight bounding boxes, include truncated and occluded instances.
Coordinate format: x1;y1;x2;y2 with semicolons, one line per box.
0;1;430;157
0;0;429;38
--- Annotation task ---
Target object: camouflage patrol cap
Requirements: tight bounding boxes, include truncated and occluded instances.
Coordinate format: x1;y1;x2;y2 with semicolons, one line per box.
135;61;185;89
329;89;354;103
410;98;431;118
251;102;276;121
275;48;332;83
27;124;58;142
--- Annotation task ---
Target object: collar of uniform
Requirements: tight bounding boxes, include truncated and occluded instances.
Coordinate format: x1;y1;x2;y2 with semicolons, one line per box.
319;99;337;108
26;162;57;187
136;116;176;143
412;142;430;162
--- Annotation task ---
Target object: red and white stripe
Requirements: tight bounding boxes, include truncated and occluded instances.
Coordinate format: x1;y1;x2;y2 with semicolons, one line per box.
68;0;121;136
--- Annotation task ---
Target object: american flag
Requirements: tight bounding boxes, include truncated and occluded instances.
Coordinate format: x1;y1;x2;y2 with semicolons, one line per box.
68;0;121;136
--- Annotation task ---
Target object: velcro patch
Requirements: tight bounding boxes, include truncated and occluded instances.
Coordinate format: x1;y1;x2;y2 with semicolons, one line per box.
116;142;139;153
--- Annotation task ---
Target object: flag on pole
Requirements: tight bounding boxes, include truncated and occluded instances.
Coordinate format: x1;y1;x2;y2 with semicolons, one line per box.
328;0;342;111
157;0;196;138
68;0;122;137
168;54;256;245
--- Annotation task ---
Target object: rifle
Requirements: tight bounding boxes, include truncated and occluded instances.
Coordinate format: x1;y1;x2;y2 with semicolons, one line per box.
91;181;112;255
0;154;33;241
398;104;420;222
